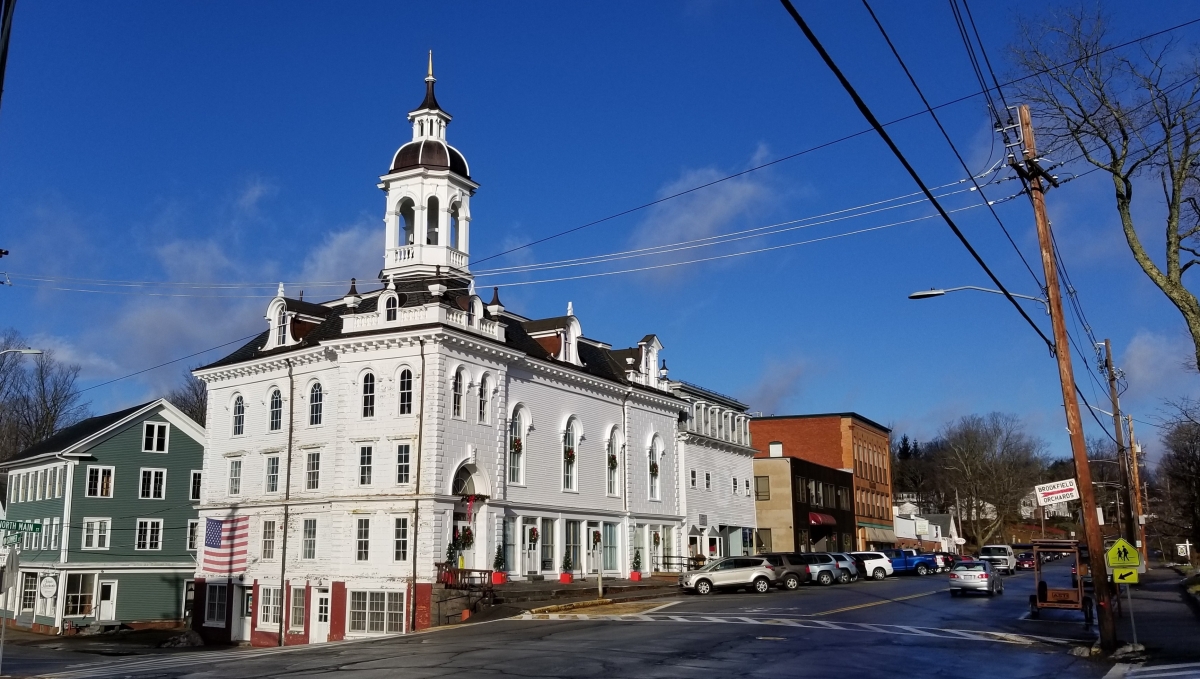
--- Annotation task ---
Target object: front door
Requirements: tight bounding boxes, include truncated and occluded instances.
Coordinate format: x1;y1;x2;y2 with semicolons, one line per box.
523;522;539;575
98;581;117;621
231;587;252;642
455;519;474;570
310;588;330;644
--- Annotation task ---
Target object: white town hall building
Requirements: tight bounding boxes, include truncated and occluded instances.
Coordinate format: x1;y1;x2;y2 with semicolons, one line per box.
191;58;755;645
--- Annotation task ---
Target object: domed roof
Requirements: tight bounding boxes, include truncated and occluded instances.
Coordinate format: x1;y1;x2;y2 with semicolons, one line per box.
389;139;470;178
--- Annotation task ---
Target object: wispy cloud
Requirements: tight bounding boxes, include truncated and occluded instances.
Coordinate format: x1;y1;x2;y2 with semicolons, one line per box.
741;358;805;415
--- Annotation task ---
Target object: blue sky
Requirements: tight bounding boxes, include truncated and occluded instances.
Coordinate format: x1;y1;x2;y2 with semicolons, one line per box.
2;1;1197;463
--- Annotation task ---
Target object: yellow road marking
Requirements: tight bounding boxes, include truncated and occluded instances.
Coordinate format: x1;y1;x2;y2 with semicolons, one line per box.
806;589;940;616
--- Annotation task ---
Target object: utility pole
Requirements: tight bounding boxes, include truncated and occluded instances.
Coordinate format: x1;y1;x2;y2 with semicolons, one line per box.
1127;415;1148;565
1015;104;1117;651
1102;339;1136;545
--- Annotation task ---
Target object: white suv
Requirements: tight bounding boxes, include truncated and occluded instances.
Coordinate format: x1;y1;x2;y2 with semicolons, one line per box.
852;551;895;580
679;556;777;595
979;545;1016;575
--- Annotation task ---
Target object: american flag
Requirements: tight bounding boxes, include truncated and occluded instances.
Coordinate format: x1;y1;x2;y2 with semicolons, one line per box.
202;516;250;574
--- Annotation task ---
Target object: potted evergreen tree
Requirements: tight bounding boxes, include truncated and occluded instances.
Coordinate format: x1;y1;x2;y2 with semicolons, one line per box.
560;550;574;583
492;544;508;585
630;549;643;581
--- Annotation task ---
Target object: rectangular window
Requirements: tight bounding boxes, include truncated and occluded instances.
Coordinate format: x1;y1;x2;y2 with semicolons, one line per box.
260;587;281;625
704;472;711;491
265;456;280;493
290;587;306;631
756;528;773;553
136;518;163;550
142;422;169;452
63;573;95;616
52;517;61;549
540;517;555;571
690;469;696;488
393;517;408;561
732;477;738;494
306;452;320;490
190;470;202;501
359;446;373;486
602;523;617;571
19;472;27;502
396;444;411;484
228;460;242;496
356;518;370;562
369;592;386;632
387;592;403;633
261;520;277;560
59;464;68;496
302;518;317;559
346;591;402;633
565;520;581;574
38;469;46;500
139;468;167;499
206;583;228;624
186;519;200;550
349;591;367;632
82;518;110;550
85;466;114;498
48;468;57;499
745;478;750;496
8;474;15;504
754;476;771;501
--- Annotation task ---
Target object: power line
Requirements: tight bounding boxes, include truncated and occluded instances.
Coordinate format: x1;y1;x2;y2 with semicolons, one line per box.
79;332;262;393
471;15;1200;267
777;0;1054;353
862;1;1044;291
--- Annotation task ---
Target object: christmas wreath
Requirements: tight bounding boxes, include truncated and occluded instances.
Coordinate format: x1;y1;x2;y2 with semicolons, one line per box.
607;454;618;471
510;438;523;455
649;460;659;476
563;448;576;464
653;532;661;547
529;527;540;546
458;526;474;549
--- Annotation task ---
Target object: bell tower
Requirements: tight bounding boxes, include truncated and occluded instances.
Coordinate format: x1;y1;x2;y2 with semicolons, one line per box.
379;52;478;283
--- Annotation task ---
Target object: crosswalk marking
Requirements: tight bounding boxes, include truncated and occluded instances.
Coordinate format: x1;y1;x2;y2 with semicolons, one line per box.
1127;662;1200;679
515;612;1076;647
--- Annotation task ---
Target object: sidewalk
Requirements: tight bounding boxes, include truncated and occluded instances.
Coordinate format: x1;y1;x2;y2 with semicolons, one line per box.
468;575;678;623
1113;563;1200;660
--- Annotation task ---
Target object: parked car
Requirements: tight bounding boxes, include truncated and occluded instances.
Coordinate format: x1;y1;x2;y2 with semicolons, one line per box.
678;556;777;595
1016;552;1037;570
979;544;1017;575
828;553;861;583
883;548;939;576
949;560;1004;596
795;553;844;585
852;551;895;580
761;553;812;590
931;552;957;573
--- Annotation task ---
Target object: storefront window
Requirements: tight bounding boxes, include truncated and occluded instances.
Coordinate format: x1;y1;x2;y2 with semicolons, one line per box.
64;573;95;616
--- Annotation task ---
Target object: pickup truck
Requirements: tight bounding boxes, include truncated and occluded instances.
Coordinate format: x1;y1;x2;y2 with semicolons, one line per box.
882;548;938;576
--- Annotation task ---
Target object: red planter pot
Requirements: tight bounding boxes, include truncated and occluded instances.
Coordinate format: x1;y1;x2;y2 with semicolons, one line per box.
491;572;508;585
630;571;642;581
559;572;574;584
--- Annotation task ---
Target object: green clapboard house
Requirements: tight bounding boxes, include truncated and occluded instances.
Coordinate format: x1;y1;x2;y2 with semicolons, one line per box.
1;399;204;633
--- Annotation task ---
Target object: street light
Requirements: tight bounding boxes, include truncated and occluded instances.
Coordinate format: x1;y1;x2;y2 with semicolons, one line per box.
0;348;42;357
908;286;1049;313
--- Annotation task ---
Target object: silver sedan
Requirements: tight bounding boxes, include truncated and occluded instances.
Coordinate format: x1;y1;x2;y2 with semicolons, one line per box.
948;560;1004;596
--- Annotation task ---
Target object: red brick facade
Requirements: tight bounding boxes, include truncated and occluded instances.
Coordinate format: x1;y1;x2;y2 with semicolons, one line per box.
750;413;894;550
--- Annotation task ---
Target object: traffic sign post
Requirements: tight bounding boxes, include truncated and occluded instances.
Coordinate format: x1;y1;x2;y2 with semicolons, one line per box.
1106;538;1142;646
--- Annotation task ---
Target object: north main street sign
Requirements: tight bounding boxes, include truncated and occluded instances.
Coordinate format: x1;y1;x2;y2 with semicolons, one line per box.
0;520;42;533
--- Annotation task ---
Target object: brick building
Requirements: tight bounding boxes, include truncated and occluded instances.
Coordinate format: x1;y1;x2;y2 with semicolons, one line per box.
749;413;895;551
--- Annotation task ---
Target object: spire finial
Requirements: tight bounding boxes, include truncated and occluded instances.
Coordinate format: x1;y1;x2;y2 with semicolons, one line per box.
277;282;285;297
426;50;435;82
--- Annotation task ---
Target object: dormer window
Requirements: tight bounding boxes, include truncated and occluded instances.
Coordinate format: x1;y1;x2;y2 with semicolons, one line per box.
385;296;398;322
275;308;287;346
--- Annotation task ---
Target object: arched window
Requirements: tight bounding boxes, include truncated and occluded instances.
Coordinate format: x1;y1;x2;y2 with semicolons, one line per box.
275;308;287;346
562;418;578;491
269;389;283;431
508;408;525;484
399;199;415;245
451;466;475;495
385;296;398;322
449;203;460;251
309;383;323;426
648;436;662;500
362;373;375;418
477;374;489;424
451;368;464;418
426;196;440;246
232;396;245;436
606;429;620;496
398;369;413;415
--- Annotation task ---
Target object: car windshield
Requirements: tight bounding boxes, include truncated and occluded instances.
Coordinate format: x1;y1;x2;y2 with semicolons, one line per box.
981;547;1008;556
1018;553;1034;559
953;563;986;572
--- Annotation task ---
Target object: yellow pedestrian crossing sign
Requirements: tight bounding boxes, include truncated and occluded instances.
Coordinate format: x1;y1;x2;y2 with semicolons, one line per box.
1106;538;1141;568
1112;567;1139;584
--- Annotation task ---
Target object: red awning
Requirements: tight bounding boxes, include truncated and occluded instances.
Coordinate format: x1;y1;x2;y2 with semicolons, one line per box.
808;512;837;526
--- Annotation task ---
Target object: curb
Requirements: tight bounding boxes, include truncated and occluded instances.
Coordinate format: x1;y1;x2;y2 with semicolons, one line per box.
528;591;674;614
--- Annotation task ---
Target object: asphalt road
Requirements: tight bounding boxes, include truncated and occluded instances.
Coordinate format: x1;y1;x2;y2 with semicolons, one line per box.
31;561;1110;679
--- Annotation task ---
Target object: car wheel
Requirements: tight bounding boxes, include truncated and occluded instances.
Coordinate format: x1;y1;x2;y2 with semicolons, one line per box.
915;564;929;576
838;572;850;584
987;583;995;597
817;571;834;586
783;574;800;590
998;581;1004;595
873;568;886;581
753;577;771;594
694;579;712;595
